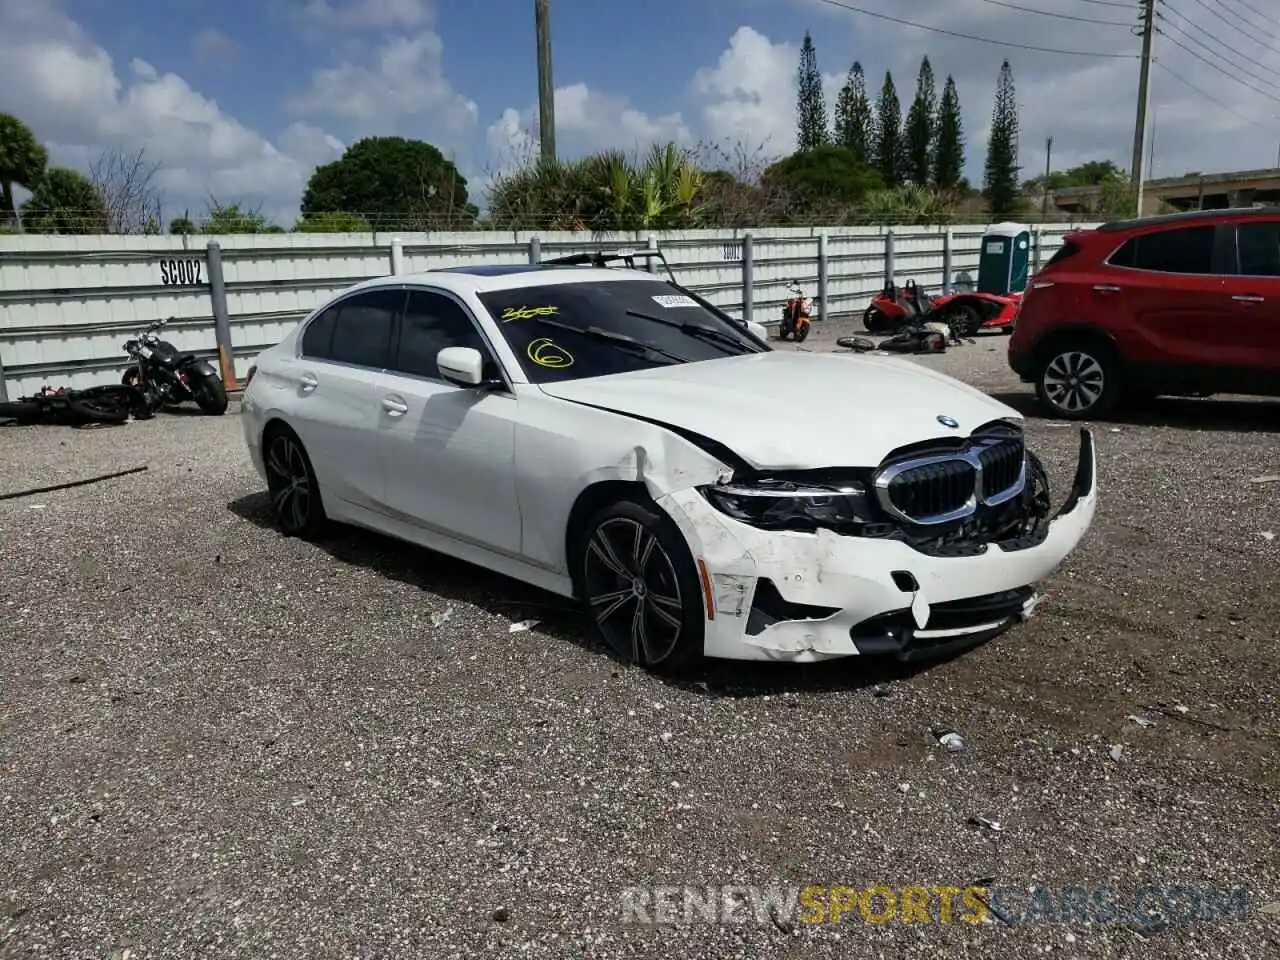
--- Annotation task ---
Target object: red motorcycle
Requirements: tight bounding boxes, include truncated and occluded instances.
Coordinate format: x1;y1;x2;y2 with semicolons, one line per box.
778;279;812;342
862;279;1020;336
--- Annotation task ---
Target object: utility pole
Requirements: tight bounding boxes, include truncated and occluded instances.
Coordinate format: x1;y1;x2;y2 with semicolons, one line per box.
535;0;556;165
1041;136;1053;219
1130;0;1156;217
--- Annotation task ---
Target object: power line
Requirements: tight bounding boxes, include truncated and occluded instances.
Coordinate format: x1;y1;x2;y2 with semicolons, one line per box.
1158;28;1280;103
1221;0;1280;32
1073;0;1132;6
1154;59;1268;127
1159;16;1280;96
811;0;1139;57
973;0;1130;26
1175;0;1279;51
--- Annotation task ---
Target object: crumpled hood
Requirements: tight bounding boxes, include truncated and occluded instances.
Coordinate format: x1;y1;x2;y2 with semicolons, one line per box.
537;351;1022;469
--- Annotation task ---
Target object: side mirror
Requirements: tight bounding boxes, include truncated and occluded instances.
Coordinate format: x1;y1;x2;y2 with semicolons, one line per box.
747;320;769;341
437;346;484;387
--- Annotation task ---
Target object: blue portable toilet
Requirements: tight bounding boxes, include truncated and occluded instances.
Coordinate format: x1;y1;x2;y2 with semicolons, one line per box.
977;222;1032;295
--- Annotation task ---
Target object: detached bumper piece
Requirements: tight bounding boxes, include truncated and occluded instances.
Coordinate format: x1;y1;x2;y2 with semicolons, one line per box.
850;587;1039;661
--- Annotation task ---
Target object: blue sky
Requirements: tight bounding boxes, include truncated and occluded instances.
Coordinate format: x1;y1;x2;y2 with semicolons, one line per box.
2;0;1275;224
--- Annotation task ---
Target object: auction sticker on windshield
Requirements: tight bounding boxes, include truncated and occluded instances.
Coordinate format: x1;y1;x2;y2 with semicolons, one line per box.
651;295;699;309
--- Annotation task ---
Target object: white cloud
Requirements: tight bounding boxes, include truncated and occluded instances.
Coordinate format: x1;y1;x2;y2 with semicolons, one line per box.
0;0;343;225
289;32;477;141
690;26;841;159
484;83;691;172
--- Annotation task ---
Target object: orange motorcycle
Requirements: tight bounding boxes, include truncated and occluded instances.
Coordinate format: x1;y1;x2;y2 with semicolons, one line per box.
778;279;812;342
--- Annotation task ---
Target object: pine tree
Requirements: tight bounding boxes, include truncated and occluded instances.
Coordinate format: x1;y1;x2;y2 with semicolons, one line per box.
873;71;903;187
984;60;1021;218
903;57;937;187
933;74;965;191
833;62;873;165
796;32;828;150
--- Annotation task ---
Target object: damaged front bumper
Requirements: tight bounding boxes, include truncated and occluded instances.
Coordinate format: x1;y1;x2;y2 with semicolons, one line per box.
658;429;1098;663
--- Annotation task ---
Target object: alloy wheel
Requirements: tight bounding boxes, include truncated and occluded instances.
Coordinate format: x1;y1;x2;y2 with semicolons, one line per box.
1042;351;1105;414
583;517;685;665
265;434;311;532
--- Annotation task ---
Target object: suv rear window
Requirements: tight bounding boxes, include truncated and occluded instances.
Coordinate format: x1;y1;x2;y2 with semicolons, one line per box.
1236;222;1280;276
1043;240;1080;269
1108;225;1215;274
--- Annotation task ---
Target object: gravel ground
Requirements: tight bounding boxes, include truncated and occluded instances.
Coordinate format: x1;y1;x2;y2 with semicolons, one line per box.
1;324;1277;959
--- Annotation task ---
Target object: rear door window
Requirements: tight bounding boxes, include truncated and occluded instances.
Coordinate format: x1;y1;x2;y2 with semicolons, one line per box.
300;307;337;359
1108;225;1215;274
1235;221;1280;276
329;289;403;368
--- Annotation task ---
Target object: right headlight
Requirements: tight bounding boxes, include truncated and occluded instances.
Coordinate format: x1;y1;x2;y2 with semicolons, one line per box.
697;477;876;532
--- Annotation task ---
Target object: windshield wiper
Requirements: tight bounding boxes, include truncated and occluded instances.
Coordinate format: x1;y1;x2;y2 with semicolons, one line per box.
624;310;754;353
528;315;692;364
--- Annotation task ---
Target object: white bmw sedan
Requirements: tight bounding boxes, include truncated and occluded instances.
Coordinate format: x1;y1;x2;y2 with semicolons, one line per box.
241;262;1097;673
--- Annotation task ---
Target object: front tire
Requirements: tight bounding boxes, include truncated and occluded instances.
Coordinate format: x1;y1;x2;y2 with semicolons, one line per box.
192;373;228;415
579;498;705;675
1035;341;1121;419
264;426;328;540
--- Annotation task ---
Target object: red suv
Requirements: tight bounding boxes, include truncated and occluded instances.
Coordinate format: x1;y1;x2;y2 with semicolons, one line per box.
1008;207;1280;419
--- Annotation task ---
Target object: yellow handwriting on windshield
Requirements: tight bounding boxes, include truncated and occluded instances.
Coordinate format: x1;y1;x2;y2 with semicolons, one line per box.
527;337;573;368
502;305;559;321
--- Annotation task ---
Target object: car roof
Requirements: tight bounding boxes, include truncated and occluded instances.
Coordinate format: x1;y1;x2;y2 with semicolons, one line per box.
1096;206;1280;232
346;264;664;295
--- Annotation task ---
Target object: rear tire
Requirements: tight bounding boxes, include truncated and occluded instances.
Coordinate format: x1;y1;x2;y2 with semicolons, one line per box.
1034;340;1121;420
947;303;982;338
577;498;705;676
263;426;328;540
0;401;43;424
192;374;228;415
863;306;890;334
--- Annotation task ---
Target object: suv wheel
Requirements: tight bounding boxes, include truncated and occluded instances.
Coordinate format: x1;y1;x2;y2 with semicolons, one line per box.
1035;343;1120;419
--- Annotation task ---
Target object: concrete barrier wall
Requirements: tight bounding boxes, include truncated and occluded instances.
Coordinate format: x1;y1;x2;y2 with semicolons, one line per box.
0;223;1096;399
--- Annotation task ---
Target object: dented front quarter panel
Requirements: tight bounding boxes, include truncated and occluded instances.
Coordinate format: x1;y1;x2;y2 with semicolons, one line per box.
656;430;1099;662
511;388;730;575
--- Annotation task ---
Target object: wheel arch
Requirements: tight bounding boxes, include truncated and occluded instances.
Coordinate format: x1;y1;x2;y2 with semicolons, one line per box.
1030;324;1121;366
563;480;652;599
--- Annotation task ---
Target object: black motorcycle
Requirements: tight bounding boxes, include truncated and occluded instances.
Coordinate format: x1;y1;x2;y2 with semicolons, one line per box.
122;317;228;415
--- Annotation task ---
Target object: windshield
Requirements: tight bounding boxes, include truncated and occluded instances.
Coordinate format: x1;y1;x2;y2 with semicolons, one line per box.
477;278;767;384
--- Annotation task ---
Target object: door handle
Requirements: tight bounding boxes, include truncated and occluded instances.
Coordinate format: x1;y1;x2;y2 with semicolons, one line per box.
1231;294;1265;303
299;372;318;392
381;395;408;416
1092;284;1121;294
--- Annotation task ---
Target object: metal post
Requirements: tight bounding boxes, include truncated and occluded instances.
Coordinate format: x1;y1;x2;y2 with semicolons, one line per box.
1130;0;1156;217
529;236;541;264
646;234;658;273
1032;229;1042;271
535;0;556;165
0;344;8;402
885;230;896;288
206;241;238;391
942;228;953;295
741;232;754;325
817;232;829;322
390;238;404;275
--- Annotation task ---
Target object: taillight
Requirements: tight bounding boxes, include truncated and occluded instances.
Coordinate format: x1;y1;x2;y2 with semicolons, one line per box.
245;364;257;387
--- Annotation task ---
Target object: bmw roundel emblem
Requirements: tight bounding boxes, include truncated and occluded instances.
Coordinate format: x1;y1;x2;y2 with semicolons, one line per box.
937;415;959;428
